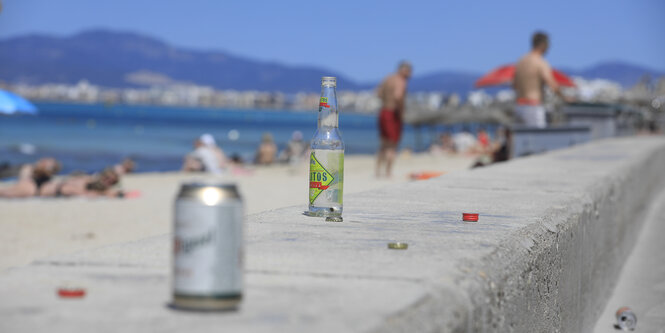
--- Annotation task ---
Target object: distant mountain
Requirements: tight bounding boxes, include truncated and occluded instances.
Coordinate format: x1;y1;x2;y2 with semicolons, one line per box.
0;30;662;94
562;61;665;87
0;30;362;93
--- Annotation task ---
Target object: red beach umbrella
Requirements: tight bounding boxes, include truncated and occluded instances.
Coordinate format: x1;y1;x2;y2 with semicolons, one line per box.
551;69;576;87
474;64;576;88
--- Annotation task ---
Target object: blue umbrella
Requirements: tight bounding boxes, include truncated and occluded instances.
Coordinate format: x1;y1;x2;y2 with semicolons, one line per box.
0;89;38;115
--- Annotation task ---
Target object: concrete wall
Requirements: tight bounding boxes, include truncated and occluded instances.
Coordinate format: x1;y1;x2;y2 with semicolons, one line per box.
511;125;591;158
1;137;664;332
369;137;665;332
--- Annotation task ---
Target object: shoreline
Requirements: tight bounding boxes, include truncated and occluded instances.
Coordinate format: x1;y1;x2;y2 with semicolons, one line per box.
30;100;378;115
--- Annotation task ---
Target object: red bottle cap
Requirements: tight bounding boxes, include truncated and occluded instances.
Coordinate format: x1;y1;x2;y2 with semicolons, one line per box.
462;213;479;222
58;288;86;298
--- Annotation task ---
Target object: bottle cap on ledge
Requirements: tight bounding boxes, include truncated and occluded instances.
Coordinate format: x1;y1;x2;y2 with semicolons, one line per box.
462;213;479;222
387;242;408;250
321;76;337;87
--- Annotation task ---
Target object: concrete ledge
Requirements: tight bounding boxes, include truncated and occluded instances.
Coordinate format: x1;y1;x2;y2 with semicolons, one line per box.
1;137;665;332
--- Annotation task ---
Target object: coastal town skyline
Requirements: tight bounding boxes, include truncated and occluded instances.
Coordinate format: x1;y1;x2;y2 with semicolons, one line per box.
1;29;663;100
0;0;663;82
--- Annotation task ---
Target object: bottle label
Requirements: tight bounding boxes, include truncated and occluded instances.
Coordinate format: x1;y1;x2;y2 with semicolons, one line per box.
309;152;334;204
319;97;330;111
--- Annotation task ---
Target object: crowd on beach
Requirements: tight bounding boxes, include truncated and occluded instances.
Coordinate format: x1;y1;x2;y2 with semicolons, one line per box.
373;31;585;178
0;130;309;199
181;130;308;175
2;30;634;198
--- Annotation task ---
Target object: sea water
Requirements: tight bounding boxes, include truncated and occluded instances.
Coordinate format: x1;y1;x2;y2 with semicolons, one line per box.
0;102;490;174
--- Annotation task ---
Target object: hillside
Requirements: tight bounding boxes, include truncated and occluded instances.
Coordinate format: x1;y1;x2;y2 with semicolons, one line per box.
1;30;662;93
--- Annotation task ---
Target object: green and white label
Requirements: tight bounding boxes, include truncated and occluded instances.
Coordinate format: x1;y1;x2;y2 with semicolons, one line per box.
309;152;334;204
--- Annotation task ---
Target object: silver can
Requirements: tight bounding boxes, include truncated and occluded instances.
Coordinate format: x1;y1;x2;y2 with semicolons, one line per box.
172;183;243;311
615;306;637;331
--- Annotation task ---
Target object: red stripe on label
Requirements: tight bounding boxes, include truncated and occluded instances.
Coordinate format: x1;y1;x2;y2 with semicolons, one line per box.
310;182;329;190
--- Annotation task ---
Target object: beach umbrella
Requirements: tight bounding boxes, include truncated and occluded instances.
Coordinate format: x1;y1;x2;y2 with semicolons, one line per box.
474;64;576;88
0;89;38;115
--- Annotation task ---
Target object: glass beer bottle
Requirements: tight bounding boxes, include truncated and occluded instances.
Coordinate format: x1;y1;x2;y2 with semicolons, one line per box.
307;76;344;221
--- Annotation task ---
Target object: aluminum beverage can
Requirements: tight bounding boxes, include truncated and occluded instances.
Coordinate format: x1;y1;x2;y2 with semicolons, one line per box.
172;183;243;311
615;306;637;331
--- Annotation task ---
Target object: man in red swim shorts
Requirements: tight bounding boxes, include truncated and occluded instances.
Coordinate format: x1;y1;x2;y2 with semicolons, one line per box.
376;61;412;178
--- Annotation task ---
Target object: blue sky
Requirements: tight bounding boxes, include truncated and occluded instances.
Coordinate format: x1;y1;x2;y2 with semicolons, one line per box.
1;0;663;81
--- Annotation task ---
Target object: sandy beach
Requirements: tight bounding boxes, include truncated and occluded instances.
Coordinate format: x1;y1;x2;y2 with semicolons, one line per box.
0;153;475;271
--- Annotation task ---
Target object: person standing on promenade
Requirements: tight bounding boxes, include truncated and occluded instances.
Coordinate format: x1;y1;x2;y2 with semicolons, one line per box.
513;31;572;128
376;61;412;178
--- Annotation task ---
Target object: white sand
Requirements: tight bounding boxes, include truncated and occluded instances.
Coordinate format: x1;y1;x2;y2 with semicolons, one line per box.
0;153;474;270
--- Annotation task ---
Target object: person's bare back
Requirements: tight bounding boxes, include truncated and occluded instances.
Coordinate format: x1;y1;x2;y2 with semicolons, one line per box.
512;32;573;128
377;73;407;112
513;32;569;106
514;52;551;104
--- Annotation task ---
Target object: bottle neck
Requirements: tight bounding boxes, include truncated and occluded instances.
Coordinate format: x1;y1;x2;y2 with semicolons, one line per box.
318;85;338;128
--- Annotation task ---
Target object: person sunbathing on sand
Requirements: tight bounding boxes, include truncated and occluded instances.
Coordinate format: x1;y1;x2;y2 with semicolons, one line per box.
38;168;136;198
1;167;138;199
0;158;61;198
114;157;136;176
